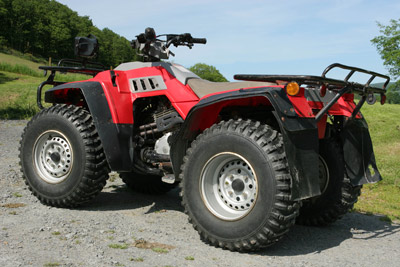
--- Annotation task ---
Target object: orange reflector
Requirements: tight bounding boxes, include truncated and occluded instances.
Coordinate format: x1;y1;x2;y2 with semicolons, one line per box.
285;82;300;96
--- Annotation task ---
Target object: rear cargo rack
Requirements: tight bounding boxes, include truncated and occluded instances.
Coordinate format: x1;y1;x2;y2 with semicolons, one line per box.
234;63;390;122
37;59;106;109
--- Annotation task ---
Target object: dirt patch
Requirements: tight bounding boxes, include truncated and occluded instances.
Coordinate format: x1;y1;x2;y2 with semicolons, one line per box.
133;238;175;250
1;203;26;208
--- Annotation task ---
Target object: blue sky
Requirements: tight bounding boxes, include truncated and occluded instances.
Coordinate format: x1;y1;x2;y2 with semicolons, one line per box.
58;0;400;83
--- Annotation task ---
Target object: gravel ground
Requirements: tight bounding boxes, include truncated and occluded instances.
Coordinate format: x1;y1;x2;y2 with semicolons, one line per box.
1;119;400;267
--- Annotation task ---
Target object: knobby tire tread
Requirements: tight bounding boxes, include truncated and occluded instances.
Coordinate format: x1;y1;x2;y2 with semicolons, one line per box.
180;119;299;251
19;104;109;208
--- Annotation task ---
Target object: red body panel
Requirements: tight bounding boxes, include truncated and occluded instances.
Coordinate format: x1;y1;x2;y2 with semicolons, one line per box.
64;65;362;138
88;66;199;124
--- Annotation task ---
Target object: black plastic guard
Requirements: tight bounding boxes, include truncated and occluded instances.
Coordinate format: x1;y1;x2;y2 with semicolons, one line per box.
279;117;321;200
266;88;321;200
45;82;134;171
340;119;381;185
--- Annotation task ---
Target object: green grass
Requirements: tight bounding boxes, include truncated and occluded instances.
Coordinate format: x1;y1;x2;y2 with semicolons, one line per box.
0;51;45;70
353;104;400;222
0;62;42;77
0;53;91;119
0;71;43;119
108;243;129;249
151;247;169;254
130;257;144;262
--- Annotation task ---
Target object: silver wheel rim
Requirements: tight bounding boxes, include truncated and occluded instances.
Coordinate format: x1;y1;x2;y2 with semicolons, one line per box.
33;130;73;184
319;156;330;194
200;152;258;221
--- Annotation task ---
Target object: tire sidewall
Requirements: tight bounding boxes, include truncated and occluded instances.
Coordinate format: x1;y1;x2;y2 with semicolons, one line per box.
21;112;86;199
183;131;277;241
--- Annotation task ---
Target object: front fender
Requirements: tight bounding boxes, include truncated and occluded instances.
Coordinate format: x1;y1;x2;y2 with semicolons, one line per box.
45;82;134;171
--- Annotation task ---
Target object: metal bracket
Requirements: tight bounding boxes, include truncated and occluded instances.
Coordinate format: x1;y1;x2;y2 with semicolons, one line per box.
37;70;64;109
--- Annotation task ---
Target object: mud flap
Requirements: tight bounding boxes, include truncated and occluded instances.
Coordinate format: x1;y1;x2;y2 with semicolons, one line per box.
279;117;321;201
340;119;381;186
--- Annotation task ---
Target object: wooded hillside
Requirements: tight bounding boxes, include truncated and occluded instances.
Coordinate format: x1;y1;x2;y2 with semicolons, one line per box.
0;0;137;68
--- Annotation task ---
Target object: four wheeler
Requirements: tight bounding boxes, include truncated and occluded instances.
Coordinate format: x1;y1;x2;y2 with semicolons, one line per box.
20;27;390;251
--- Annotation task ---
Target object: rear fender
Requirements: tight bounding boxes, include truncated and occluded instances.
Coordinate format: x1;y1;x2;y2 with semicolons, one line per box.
170;87;321;200
340;118;381;185
45;81;133;171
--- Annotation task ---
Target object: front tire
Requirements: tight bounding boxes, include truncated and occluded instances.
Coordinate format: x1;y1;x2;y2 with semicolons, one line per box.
180;120;299;251
19;105;109;207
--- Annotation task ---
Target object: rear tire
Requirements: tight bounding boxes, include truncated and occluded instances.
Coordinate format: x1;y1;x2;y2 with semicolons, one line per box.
296;139;362;226
120;172;176;195
19;104;109;207
180;120;299;251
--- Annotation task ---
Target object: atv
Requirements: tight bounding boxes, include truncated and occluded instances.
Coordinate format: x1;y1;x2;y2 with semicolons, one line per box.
20;27;390;251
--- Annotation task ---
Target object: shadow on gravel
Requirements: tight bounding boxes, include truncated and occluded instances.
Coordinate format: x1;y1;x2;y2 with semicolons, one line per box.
79;185;183;213
260;212;400;257
76;183;400;256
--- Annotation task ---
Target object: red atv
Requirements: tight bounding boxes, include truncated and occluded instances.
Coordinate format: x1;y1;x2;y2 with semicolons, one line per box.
20;28;390;251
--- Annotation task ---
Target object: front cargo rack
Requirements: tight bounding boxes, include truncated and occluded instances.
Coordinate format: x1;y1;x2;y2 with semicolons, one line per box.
37;58;106;109
234;63;390;122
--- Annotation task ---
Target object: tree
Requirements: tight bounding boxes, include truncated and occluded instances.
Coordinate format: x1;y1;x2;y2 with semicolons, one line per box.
372;19;400;104
386;83;400;104
0;0;136;68
189;63;228;82
371;19;400;79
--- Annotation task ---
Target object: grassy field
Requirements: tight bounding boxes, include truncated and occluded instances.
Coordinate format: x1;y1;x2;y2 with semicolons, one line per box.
1;52;399;222
0;71;42;119
354;104;400;222
0;51;45;70
0;52;89;118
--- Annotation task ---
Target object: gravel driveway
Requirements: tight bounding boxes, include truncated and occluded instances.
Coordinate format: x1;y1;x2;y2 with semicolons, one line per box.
1;120;399;267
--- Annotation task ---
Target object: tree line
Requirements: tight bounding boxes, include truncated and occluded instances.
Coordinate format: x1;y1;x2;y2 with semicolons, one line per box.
0;0;137;68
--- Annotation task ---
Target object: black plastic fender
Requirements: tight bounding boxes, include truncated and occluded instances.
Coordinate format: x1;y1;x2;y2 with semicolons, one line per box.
45;82;133;171
340;118;382;185
170;87;321;201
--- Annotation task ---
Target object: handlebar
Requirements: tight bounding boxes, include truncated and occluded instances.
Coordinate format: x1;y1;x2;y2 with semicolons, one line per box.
166;33;207;47
132;28;207;62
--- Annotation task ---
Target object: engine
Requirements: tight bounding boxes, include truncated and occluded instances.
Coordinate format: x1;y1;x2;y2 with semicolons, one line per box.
133;97;183;175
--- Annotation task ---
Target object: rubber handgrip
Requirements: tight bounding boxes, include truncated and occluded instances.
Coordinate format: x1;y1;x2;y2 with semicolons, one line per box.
191;38;207;44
